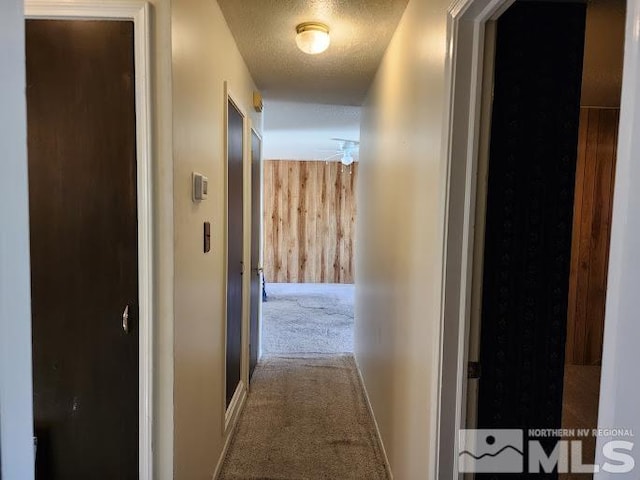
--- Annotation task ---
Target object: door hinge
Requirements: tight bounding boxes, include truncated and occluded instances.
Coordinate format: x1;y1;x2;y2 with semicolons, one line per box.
468;361;481;379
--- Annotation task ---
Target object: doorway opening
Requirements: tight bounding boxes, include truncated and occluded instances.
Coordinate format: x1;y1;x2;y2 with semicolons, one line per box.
261;156;358;357
256;102;360;359
441;0;625;477
561;2;625;477
217;99;387;480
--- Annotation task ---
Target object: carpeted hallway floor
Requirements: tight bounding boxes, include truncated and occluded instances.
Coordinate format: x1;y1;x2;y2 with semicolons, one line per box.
261;283;355;355
219;283;389;480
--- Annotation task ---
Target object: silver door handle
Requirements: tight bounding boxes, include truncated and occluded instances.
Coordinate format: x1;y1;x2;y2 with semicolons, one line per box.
122;304;129;333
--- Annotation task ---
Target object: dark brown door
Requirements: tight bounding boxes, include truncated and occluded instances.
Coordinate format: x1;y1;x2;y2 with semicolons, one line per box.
27;20;138;479
249;131;262;380
476;2;585;478
226;100;244;407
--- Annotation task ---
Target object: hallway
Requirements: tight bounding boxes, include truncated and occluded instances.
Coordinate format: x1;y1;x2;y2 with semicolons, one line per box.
219;355;387;479
220;284;387;479
4;0;640;478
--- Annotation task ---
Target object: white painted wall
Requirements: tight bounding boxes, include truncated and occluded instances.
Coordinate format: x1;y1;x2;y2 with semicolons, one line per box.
595;0;640;478
355;0;451;478
171;0;262;477
263;100;360;161
0;0;35;477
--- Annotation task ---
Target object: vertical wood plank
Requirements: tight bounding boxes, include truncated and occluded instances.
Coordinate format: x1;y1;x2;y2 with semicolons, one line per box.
263;160;272;281
297;162;308;282
338;165;349;283
566;108;619;365
317;163;328;282
263;159;357;283
272;162;287;282
326;163;339;282
349;164;358;281
585;109;618;364
304;162;318;282
566;108;589;364
286;161;299;282
573;109;600;364
278;161;289;282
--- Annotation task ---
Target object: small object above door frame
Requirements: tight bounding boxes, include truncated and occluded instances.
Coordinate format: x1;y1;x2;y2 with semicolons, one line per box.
24;1;154;479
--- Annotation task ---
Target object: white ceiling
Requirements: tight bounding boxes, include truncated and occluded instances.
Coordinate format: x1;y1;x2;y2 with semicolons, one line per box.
217;0;409;106
263;100;360;161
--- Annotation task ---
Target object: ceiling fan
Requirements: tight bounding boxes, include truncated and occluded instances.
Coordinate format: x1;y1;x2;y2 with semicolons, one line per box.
322;138;360;166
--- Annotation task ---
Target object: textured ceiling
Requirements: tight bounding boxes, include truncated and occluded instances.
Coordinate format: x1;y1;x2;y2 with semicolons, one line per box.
217;0;409;106
263;100;361;160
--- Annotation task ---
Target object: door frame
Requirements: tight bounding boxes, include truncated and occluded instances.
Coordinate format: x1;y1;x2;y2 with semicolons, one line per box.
24;2;154;479
436;0;521;477
223;82;248;431
438;0;638;478
461;18;497;435
248;125;263;379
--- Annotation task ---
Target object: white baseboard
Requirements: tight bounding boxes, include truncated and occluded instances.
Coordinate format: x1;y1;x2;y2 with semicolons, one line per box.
354;356;394;479
212;385;248;480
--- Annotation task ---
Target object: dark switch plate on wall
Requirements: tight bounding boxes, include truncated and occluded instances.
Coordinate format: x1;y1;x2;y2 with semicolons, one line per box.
204;221;211;253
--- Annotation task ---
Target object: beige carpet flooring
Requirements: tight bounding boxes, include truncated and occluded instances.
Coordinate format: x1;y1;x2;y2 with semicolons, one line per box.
262;283;355;355
218;355;389;480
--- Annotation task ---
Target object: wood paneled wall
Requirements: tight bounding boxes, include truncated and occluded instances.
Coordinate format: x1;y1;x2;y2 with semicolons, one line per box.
566;108;619;365
263;160;357;283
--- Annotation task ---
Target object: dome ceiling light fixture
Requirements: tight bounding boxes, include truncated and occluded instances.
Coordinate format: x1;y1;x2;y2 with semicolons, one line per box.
295;22;330;55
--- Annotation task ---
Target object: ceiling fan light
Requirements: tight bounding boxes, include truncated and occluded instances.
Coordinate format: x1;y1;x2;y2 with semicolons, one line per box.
341;152;354;166
296;22;330;55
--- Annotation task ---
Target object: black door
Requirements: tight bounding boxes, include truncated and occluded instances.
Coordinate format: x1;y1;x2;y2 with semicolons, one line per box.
226;100;244;407
476;2;586;478
249;131;262;380
27;20;138;479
